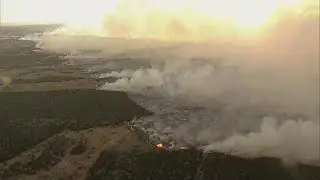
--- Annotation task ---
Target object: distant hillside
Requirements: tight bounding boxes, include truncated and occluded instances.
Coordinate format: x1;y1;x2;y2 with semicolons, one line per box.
0;24;62;36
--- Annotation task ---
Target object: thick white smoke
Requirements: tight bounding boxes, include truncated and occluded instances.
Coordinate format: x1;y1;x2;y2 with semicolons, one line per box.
29;0;319;165
204;117;319;165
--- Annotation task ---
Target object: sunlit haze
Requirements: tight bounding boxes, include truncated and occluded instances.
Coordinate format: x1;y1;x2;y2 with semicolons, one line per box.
2;0;318;40
2;0;319;165
2;0;117;24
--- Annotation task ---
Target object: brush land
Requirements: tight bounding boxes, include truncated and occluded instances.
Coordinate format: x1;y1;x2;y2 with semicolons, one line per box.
0;25;319;180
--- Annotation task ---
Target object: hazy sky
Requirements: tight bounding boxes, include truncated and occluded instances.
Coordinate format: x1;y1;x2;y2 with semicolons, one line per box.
1;0;117;24
2;0;61;23
1;0;316;25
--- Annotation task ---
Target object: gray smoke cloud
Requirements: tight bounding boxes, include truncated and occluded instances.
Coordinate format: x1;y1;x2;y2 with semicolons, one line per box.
29;1;320;165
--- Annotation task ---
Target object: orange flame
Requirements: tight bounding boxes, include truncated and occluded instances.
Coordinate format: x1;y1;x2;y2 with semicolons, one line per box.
156;143;164;148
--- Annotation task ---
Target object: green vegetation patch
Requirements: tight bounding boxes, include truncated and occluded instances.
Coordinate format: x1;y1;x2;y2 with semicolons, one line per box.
87;148;203;180
9;135;69;175
200;152;320;180
0;90;152;162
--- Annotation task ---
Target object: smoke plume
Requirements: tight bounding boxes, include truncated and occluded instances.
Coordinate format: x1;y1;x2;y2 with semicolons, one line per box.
28;0;320;165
